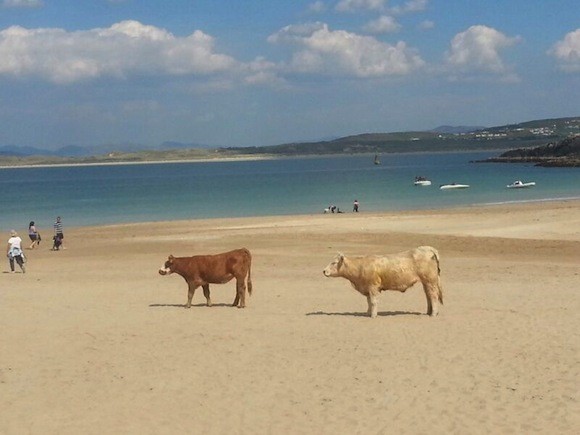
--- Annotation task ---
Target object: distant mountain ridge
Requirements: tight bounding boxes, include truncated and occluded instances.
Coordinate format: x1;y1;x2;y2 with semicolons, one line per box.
431;125;485;134
0;141;212;158
0;116;578;159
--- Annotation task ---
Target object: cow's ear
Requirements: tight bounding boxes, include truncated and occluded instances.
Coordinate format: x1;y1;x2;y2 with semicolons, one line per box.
337;252;344;267
168;255;175;262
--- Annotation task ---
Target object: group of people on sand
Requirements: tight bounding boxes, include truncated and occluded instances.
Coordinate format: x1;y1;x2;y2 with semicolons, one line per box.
325;199;360;214
6;216;65;273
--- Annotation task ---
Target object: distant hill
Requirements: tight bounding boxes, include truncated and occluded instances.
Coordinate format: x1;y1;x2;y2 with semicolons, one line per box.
1;116;579;166
0;141;213;158
479;135;580;167
431;125;485;134
219;116;579;156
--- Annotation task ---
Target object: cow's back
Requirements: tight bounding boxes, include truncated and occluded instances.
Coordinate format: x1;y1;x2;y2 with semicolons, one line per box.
176;248;250;284
361;247;439;290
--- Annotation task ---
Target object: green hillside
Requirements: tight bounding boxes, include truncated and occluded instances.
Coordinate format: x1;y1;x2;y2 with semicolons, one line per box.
1;116;578;167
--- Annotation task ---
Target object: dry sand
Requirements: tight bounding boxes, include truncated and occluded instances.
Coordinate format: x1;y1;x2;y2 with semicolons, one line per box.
1;201;579;434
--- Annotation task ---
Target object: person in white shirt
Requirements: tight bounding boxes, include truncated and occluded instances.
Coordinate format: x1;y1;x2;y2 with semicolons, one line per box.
7;230;25;273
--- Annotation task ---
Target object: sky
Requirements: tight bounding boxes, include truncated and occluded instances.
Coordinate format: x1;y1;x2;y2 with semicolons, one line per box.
0;0;579;149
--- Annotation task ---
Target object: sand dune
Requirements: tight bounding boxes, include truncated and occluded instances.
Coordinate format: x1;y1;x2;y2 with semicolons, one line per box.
1;201;579;434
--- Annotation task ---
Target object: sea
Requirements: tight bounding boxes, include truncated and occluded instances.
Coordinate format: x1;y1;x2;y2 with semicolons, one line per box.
1;151;579;231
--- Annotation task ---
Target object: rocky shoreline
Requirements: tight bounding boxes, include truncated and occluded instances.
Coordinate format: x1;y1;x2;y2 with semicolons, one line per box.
476;135;580;167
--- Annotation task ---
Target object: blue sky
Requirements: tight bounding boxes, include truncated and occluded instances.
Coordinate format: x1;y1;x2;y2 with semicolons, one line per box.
0;0;578;149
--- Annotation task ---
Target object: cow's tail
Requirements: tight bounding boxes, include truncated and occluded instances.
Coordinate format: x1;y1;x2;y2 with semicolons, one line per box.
245;249;253;296
430;247;443;305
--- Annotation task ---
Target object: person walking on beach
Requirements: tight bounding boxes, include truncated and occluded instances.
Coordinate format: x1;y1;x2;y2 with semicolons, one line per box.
28;221;41;249
53;216;65;250
353;199;359;212
7;230;25;273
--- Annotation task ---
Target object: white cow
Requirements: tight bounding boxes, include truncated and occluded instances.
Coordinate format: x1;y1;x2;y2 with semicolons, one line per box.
323;246;443;318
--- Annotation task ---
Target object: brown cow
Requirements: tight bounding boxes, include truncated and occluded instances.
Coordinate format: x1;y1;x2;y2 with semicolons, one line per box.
158;248;253;309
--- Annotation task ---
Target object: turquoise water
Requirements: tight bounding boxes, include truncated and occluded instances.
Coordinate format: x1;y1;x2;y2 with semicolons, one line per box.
1;151;579;230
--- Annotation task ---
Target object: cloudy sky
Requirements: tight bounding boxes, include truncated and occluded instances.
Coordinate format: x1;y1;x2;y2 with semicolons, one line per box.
0;0;578;149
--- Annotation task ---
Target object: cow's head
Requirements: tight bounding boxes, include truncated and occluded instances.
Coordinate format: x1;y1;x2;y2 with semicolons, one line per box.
159;255;176;276
323;253;344;277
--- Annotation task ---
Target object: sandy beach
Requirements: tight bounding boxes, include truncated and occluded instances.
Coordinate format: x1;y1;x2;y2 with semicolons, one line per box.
1;200;579;434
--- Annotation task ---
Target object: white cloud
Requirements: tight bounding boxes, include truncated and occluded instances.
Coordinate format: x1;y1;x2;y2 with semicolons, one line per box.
336;0;387;13
308;1;327;13
418;20;434;30
0;21;238;83
445;25;521;77
364;15;401;34
548;29;580;72
243;57;287;87
390;0;428;15
268;22;424;77
2;0;43;7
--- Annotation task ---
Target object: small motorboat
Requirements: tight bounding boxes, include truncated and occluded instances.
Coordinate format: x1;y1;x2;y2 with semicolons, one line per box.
440;183;470;190
507;180;536;189
414;176;432;186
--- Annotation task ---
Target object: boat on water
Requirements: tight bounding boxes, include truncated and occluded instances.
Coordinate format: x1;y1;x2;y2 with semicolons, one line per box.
506;180;536;189
414;176;431;186
374;154;381;165
440;183;470;190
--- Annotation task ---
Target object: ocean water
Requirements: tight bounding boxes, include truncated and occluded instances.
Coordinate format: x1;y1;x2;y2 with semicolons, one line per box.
1;151;579;231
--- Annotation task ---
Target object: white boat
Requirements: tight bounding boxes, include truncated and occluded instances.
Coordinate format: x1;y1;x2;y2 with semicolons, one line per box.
414;177;431;186
440;183;470;190
507;180;536;189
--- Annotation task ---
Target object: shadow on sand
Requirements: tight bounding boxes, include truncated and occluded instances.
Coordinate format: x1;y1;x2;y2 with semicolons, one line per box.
149;302;233;309
306;310;423;318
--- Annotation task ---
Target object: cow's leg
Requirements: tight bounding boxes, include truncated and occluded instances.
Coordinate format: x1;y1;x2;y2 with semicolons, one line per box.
186;283;198;308
366;292;378;318
235;277;246;308
423;283;439;316
202;284;212;307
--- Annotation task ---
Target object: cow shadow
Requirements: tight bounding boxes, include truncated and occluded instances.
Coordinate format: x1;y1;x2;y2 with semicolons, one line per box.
306;310;423;317
149;303;233;309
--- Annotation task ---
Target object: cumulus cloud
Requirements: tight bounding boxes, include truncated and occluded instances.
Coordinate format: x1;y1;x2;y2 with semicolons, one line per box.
268;22;424;77
0;20;238;83
308;1;327;13
364;15;401;34
418;20;435;30
445;25;521;77
2;0;43;7
548;29;580;72
390;0;428;15
243;57;287;87
336;0;387;13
